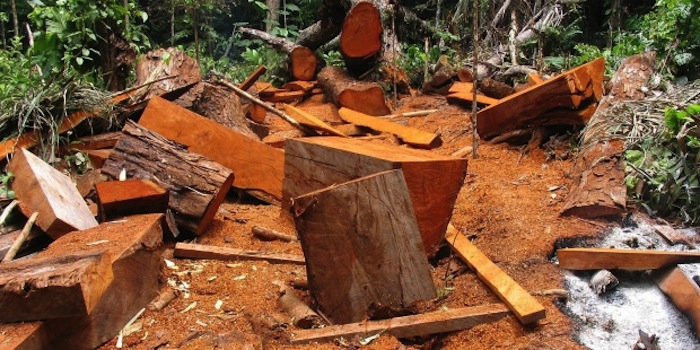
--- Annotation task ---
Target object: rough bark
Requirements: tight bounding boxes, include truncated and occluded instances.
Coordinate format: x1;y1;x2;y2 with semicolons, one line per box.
317;66;390;116
134;47;202;101
102;121;234;235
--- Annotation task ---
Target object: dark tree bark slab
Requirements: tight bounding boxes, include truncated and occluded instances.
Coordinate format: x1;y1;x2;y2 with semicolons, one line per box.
102;121;234;235
317;66;390;116
293;170;437;324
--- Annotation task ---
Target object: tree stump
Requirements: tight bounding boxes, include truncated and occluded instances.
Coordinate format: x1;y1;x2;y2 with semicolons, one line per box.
134;48;202;101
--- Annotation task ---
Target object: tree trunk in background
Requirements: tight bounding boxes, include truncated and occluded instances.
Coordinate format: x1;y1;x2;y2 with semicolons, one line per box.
295;0;351;50
266;0;280;31
10;0;18;38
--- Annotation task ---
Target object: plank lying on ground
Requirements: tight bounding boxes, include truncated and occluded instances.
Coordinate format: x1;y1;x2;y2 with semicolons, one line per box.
0;323;47;350
37;214;163;350
290;303;510;344
174;243;305;265
0;252;113;322
139;96;284;204
338;107;442;149
9;148;98;239
293;170;436;324
446;82;500;106
476;57;605;139
654;266;700;337
102;121;234;235
284;137;467;253
445;224;545;324
283;104;347;137
557;248;700;270
95;179;168;221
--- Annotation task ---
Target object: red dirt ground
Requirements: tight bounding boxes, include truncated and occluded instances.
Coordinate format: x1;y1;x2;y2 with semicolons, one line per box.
97;93;610;350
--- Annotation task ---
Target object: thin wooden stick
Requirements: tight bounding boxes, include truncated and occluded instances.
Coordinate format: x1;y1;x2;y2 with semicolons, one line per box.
471;0;480;159
0;200;18;227
109;74;178;99
379;109;438;120
2;211;38;263
210;73;315;135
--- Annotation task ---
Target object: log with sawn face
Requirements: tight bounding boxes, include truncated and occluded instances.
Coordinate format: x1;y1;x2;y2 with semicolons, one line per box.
284;136;467;253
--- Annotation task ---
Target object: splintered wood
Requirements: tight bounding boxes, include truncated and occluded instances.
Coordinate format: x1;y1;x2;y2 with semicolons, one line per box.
9;148;98;239
446;225;545;324
476;57;605;139
293;170;436;324
283;136;467;252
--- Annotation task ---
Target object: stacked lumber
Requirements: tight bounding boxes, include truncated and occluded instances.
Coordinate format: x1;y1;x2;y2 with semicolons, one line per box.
476;58;605;140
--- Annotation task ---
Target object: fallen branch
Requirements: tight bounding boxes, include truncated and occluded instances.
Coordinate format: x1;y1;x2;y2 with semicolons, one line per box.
0;200;18;227
252;226;297;242
174;242;305;265
1;211;38;263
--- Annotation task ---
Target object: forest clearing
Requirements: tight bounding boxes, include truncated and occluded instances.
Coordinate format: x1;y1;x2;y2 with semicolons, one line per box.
0;1;699;349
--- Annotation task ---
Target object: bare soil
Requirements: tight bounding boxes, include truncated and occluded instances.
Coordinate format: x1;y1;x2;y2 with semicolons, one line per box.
100;94;607;350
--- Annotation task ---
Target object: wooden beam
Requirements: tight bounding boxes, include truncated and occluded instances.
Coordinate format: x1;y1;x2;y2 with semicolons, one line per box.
445;225;545;324
290;304;510;344
654;266;700;337
283;104;348;137
284;137;467;253
95;179;169;221
557;248;700;270
174;243;305;265
102;121;234;235
9;148;98;239
293;170;436;324
0;252;114;322
338;107;442;149
138;96;284;204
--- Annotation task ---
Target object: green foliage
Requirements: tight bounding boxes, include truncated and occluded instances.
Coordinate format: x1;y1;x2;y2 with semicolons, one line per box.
322;50;344;68
625;104;700;225
0;172;15;200
401;43;456;88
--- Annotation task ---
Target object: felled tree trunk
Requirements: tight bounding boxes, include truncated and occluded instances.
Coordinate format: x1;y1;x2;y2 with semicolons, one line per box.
296;0;352;50
134;48;202;101
317;66;390;116
340;1;383;76
102;121;235;235
562;52;656;218
239;27;318;81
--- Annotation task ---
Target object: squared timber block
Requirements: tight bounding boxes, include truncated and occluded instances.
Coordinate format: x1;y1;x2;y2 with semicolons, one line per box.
293;170;436;324
138;96;285;204
0;323;47;350
0;252;113;323
36;213;163;350
9;148;98;239
95;179;168;221
284;136;467;252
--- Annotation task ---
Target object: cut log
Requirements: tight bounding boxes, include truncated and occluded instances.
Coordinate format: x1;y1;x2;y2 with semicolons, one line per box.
562;52;656;218
338;108;442;149
290;303;510;344
275;282;323;329
9;148;98;239
0;252;113;322
284;136;467;253
174;242;305;265
238;27;318;81
445;224;545;324
238;65;267;91
317;66;391;116
340;1;383;75
38;214;163;350
134;47;202;101
101;121;234;235
0;323;47;350
557;248;700;270
95;179;169;221
476;57;605;140
479;78;516;99
293;170;437;324
139;96;284;204
654;266;700;337
283;104;347;137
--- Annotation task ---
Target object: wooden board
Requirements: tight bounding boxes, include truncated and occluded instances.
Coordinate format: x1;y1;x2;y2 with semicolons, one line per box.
654;266;700;336
0;323;47;350
38;214;163;350
174;242;305;265
293;170;437;324
476;58;605;139
283;104;347;137
338;107;442;149
95;179;169;221
238;65;267;91
445;224;545;324
9;148;98;239
138;96;284;204
557;248;700;270
0;252;113;322
317;66;390;116
70;132;122;151
291;303;510;344
284;136;467;253
446;82;500;106
86;149;111;169
102;121;234;235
